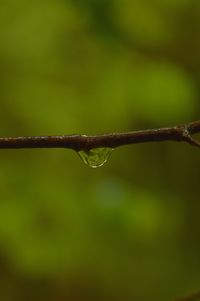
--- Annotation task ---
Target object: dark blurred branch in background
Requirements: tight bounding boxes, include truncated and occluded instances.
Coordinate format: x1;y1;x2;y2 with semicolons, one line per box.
175;291;200;301
0;120;200;151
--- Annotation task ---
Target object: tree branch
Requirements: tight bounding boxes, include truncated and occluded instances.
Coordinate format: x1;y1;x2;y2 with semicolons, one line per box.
0;120;200;151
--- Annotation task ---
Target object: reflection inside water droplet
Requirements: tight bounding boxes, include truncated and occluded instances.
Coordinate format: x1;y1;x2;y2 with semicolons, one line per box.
78;147;114;168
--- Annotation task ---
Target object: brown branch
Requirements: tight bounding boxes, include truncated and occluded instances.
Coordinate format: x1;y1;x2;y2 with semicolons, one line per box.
0;120;200;151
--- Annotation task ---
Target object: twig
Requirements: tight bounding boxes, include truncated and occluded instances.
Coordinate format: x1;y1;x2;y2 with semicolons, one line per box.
0;120;199;151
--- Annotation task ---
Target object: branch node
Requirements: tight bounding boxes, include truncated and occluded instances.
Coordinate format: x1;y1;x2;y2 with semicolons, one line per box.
181;126;200;148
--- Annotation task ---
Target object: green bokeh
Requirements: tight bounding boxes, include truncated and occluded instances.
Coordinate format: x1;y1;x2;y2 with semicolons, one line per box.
0;0;200;300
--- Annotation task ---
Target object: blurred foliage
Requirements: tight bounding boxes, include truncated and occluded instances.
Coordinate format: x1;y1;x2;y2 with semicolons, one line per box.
0;0;200;300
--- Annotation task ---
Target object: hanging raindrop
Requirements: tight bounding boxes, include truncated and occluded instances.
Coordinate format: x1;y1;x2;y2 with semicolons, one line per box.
78;147;114;168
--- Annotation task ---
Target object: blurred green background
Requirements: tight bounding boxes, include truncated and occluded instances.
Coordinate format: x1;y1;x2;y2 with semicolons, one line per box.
0;0;200;300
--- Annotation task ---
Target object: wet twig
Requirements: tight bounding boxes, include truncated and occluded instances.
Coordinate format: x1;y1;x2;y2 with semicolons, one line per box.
0;120;200;151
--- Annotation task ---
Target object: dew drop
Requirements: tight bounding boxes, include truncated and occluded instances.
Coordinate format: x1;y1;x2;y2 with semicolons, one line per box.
78;147;114;168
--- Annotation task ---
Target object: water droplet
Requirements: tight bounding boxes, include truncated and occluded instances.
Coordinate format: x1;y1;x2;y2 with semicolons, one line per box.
78;147;114;168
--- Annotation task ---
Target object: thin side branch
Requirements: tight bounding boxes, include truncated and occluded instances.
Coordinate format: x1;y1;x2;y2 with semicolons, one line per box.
0;120;200;151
